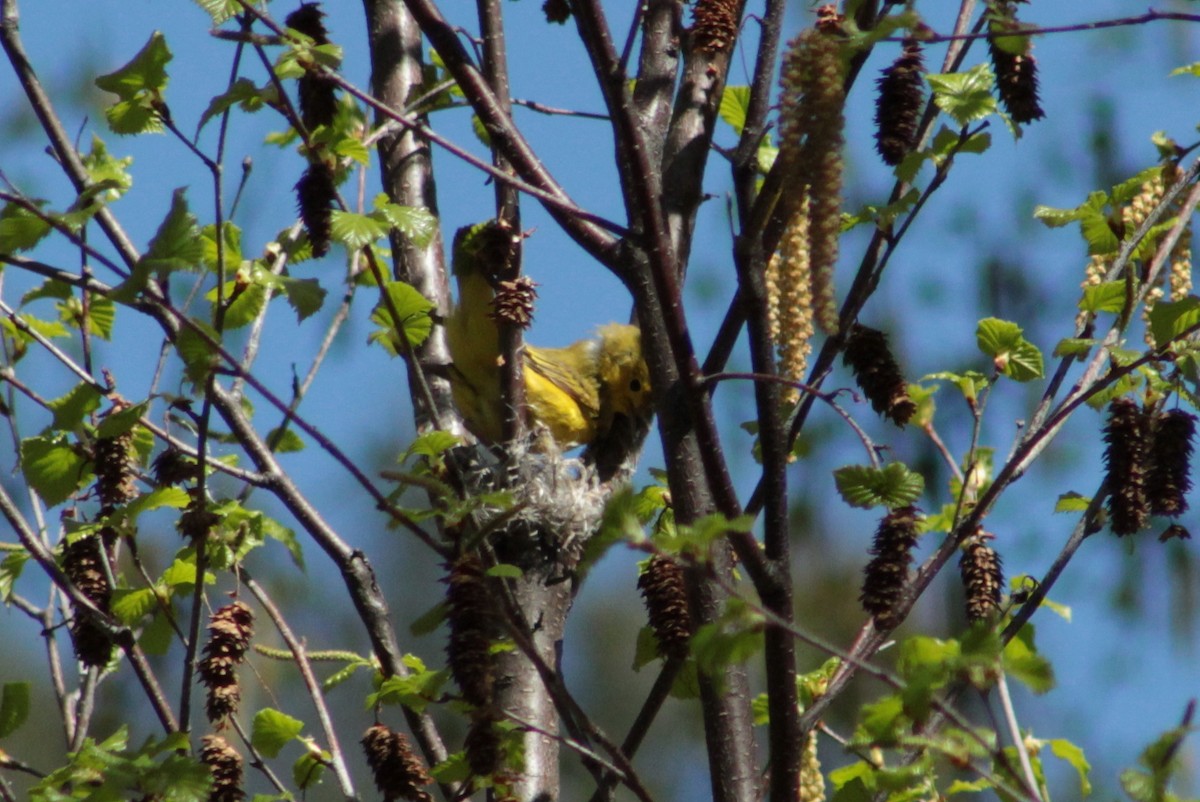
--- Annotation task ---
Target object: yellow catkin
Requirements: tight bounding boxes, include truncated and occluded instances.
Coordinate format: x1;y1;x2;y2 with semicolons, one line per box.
1076;254;1110;330
1170;228;1193;301
773;204;815;405
1143;285;1165;348
798;732;825;802
797;31;846;336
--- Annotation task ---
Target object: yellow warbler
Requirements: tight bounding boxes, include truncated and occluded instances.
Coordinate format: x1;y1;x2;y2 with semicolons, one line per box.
446;237;651;450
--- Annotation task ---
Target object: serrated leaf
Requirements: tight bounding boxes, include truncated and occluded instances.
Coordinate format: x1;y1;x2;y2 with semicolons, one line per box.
1049;739;1092;796
0;550;29;601
409;601;447;637
252;708;304;758
161;555;215;590
175;321;221;384
976;317;1043;381
46;383;103;432
368;281;434;355
1002;628;1055;694
1149;297;1200;347
403;431;460;462
470;113;491;147
266;427;306;453
833;463;924;510
200;222;242;271
198;77;269;131
718;85;751;135
0;202;52;252
279;276;326;321
96;401;148;439
219;282;269;330
193;0;241;23
1080;280;1128;313
293;746;328;789
0;682;31;738
110;586;162;625
142;188;204;274
926;63;997;126
329;210;387;250
1054;492;1090;513
122;486;190;522
921;370;988;403
20;435;92;507
104;99;164;135
1053;338;1096;358
96;32;172;99
373;198;438;248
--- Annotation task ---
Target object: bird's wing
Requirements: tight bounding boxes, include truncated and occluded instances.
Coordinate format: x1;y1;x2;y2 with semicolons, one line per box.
525;341;601;420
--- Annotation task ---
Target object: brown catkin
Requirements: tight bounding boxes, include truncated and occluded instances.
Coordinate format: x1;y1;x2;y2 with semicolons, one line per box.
860;506;921;630
959;529;1004;623
691;0;739;54
842;324;915;426
490;276;538;329
1104;398;1151;536
444;553;494;709
285;3;339;131
638;555;693;659
197;601;255;726
542;0;570;23
361;725;434;802
200;735;246;802
464;712;503;778
874;40;925;166
987;2;1044;124
295;161;336;257
1148;409;1196;517
62;533;114;667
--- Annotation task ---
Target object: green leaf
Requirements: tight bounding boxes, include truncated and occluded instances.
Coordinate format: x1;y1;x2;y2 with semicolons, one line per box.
293;746;329;789
104;98;165;135
265;427;305;453
0;682;31;738
20;435;91;507
110;586;162;625
198;77;270;131
926;63;997;126
122;486;191;523
368;668;449;714
96;401;148;440
175;321;221;384
161;555;215;591
80;136;134;205
142;188;204;274
46;383;103;432
632;625;662;671
976;317;1044;381
1080;280;1128;313
373;197;438;248
718;85;751;135
1170;61;1200;77
0;202;52;252
833;463;924;510
368;281;435;355
330;210;387;250
1054;492;1091;513
193;0;242;23
279;276;327;321
1053;338;1096;358
486;563;523;579
1002;626;1055;694
200;222;242;271
0;549;29;601
1149;297;1200;347
251;708;305;758
96;32;172;99
1049;738;1092;796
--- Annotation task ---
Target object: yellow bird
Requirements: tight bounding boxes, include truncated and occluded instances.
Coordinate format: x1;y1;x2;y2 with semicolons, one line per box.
446;230;652;450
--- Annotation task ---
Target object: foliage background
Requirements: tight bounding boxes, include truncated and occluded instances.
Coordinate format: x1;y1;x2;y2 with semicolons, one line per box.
0;0;1198;799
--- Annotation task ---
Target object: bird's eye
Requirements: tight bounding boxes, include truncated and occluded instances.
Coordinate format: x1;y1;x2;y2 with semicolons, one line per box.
629;379;642;393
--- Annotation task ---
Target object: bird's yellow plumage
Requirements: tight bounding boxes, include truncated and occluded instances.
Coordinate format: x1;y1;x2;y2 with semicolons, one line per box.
445;230;652;450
